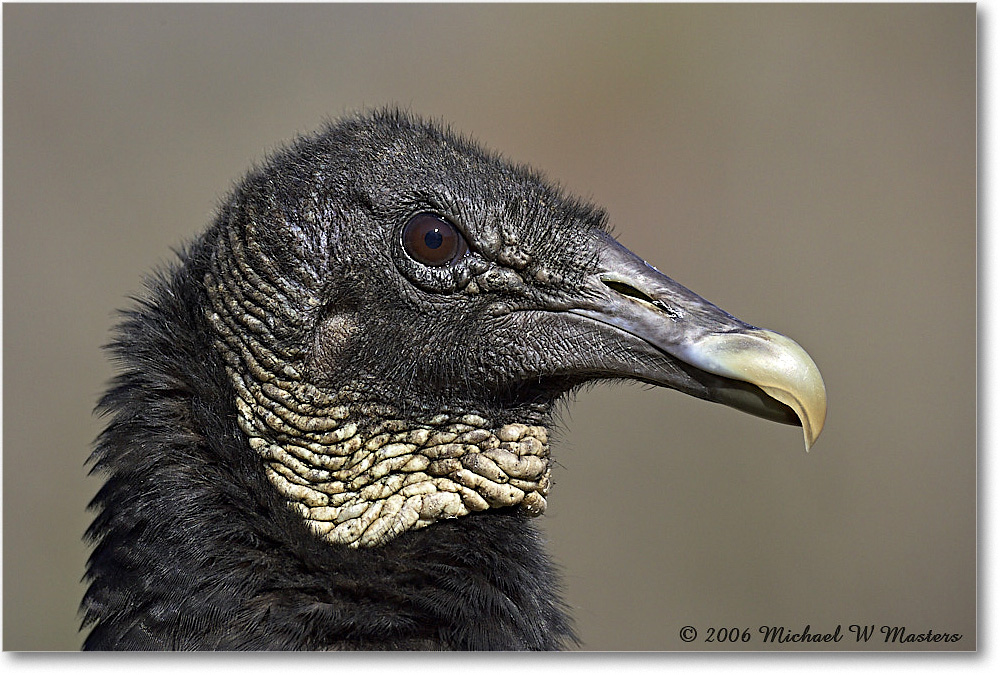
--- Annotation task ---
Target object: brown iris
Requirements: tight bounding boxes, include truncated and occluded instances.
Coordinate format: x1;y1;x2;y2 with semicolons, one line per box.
402;213;468;266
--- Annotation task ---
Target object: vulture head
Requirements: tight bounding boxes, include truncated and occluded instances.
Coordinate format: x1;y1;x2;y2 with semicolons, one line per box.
83;109;826;650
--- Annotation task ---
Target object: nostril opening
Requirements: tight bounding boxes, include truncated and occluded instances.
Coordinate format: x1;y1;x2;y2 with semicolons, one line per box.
602;277;681;320
602;279;655;304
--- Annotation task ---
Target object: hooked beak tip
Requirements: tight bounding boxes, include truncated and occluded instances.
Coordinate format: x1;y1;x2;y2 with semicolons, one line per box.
682;330;827;451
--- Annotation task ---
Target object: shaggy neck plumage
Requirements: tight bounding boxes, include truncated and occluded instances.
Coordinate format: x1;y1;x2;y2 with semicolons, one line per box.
83;227;575;650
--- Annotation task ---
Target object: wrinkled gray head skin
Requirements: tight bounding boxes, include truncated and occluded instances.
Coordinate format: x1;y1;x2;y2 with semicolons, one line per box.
204;109;826;548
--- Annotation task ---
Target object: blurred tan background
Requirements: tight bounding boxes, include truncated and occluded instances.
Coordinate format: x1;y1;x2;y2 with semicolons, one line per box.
3;4;975;651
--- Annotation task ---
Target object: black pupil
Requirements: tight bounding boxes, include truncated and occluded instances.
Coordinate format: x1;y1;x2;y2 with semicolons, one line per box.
424;229;444;249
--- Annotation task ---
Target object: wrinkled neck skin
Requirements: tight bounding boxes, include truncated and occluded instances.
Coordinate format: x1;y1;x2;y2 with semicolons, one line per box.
229;374;552;549
204;228;554;548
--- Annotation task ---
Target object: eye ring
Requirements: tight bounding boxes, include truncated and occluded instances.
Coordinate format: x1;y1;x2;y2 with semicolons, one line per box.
402;213;469;267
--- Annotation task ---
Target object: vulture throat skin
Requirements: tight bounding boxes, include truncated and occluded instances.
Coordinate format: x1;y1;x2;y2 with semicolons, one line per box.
83;109;826;650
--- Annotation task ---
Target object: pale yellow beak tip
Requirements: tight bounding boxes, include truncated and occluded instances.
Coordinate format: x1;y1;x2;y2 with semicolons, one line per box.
695;329;827;452
755;334;827;452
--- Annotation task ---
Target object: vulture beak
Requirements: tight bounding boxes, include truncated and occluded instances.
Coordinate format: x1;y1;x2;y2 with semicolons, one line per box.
570;232;827;451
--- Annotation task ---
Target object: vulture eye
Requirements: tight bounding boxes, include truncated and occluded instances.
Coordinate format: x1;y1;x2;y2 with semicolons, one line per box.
402;213;468;266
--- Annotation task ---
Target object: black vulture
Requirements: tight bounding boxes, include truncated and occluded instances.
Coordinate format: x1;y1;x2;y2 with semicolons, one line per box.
82;109;826;650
